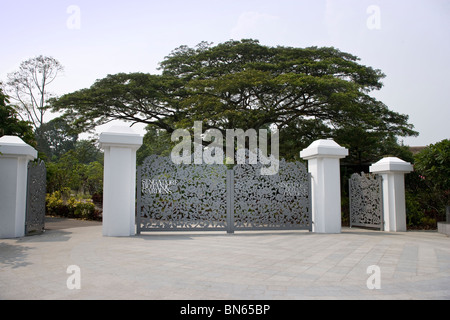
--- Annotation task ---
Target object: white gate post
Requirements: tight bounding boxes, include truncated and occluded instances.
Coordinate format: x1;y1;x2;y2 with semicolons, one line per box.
99;126;143;237
300;139;348;233
370;157;413;232
0;136;37;238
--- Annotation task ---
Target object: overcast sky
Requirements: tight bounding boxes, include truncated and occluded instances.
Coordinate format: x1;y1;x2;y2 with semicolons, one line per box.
1;0;449;146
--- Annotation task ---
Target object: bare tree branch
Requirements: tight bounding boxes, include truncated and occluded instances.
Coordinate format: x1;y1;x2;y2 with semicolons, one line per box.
4;55;63;130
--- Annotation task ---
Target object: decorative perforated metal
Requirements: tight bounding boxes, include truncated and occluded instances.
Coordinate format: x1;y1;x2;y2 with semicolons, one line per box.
137;155;312;233
233;160;311;231
137;155;228;232
349;172;383;230
25;160;46;235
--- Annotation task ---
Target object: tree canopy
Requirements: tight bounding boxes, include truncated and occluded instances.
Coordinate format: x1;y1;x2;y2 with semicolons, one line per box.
51;39;417;158
35;117;78;161
0;87;35;146
414;139;450;193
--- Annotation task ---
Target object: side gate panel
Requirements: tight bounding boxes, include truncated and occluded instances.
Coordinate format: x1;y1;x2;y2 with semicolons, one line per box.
25;160;46;235
349;172;383;230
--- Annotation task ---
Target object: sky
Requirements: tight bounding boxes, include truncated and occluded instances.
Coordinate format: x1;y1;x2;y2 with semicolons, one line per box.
0;0;449;146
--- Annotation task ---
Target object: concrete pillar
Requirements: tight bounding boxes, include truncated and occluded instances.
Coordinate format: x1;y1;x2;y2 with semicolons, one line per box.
300;139;348;233
370;157;413;232
99;126;143;237
0;136;37;238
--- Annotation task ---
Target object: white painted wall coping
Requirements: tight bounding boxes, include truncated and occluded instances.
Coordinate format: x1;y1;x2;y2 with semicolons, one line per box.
0;135;37;159
99;126;143;149
300;139;349;159
370;157;413;174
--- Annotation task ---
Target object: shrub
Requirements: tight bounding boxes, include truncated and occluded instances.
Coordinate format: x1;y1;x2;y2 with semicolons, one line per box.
46;191;98;220
405;190;423;227
420;216;437;229
46;191;66;216
413;139;450;222
73;200;96;219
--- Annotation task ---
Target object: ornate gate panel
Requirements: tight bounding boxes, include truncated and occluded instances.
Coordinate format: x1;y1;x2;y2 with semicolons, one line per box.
137;155;228;232
233;160;311;231
349;172;383;230
25;160;46;235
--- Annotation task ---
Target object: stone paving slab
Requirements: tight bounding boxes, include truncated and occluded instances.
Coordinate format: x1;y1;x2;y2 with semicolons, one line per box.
1;219;450;300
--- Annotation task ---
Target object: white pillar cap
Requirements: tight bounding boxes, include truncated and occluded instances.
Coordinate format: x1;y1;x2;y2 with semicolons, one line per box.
300;139;348;160
370;157;413;174
99;126;143;149
0;135;37;160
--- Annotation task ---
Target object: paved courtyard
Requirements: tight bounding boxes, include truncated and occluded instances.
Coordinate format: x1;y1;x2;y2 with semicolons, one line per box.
1;217;449;300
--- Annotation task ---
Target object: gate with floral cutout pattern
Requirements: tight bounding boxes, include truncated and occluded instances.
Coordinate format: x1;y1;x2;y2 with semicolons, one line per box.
136;154;311;233
349;172;383;230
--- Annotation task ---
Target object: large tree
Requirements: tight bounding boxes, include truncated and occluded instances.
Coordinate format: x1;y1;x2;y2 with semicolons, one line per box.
52;40;417;156
4;55;64;131
35;117;78;161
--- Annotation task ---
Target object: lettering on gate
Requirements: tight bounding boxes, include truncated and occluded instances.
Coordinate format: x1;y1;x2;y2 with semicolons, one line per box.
141;179;178;195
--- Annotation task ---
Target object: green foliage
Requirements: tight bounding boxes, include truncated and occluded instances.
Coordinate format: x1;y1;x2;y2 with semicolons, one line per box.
414;139;450;192
52;40;417;161
46;139;103;195
0;87;36;146
35;117;78;161
50;72;181;133
84;161;103;195
72;139;103;164
405;190;437;229
46;190;65;215
69;198;96;219
46;191;98;220
136;125;173;165
337;128;413;165
405;139;450;227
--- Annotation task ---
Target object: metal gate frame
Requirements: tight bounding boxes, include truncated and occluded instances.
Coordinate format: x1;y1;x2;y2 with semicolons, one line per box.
349;172;383;230
136;155;312;234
